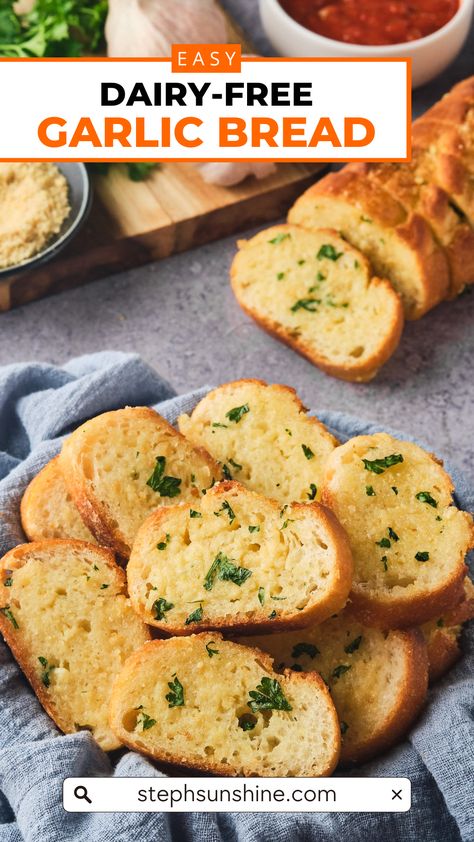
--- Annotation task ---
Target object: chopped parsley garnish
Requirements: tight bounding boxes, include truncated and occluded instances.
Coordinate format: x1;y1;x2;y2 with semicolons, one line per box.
308;483;317;500
276;271;285;280
166;676;184;708
271;595;286;601
137;708;157;730
392;486;399;495
381;555;388;571
248;677;292;712
238;713;257;731
212;422;228;428
436;618;444;628
152;597;174;621
297;258;306;265
189;509;201;518
291;297;320;313
157;533;171;551
317;244;343;261
388;527;399;542
340;721;349;735
376;537;391;549
291;642;319;660
185;605;203;625
229;458;242;471
204;552;252;591
214;500;235;523
415;491;438;508
226;404;249;424
302;444;314;460
0;607;18;628
362;454;404;474
344;636;362;654
249;525;260;533
222;464;233;480
268;610;277;619
316;271;326;281
332;664;351;680
258;587;265;606
285;428;292;436
436;515;442;522
99;583;109;589
360;215;373;223
146;456;181;498
280;518;294;530
38;656;54;688
4;577;12;587
269;232;291;245
291;663;303;672
206;641;219;657
415;551;430;562
366;485;376;496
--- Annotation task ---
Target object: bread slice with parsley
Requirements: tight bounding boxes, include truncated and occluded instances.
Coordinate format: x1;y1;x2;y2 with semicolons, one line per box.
109;633;341;777
0;540;151;750
178;379;338;504
127;480;353;635
240;611;428;765
59;407;220;558
321;433;473;628
421;575;474;682
288;169;449;319
230;225;403;383
348;160;474;298
21;457;97;544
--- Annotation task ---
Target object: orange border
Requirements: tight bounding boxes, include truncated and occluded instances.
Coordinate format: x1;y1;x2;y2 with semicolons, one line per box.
0;56;412;164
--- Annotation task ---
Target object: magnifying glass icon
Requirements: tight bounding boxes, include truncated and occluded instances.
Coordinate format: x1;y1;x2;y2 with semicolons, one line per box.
74;785;92;805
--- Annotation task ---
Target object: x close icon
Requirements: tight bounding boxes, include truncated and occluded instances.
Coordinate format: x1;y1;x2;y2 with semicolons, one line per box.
392;789;403;800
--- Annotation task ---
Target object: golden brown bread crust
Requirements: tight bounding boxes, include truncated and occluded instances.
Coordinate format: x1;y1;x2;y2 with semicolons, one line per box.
425;576;474;682
0;539;147;744
290;170;450;318
230;224;404;383
340;627;428;766
59;406;220;558
108;634;341;777
128;479;354;635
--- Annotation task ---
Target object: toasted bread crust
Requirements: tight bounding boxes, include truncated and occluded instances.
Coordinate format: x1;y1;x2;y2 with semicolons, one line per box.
108;634;341;777
0;540;151;750
59;406;220;558
128;480;354;635
423;576;474;682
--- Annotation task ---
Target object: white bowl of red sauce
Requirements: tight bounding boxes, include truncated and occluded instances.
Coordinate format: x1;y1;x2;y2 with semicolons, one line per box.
259;0;473;87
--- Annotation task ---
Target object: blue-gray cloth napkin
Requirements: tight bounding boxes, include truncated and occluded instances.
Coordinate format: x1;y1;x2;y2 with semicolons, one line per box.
0;351;472;842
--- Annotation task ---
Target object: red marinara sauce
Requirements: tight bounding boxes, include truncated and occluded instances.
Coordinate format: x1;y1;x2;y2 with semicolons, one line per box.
279;0;460;45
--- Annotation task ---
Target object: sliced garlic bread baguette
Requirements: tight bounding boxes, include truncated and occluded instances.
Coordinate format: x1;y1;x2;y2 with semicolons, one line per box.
240;612;428;765
21;457;97;544
349;160;474;298
109;633;341;776
0;540;151;750
230;225;403;382
421;576;474;682
59;407;220;557
178;379;338;504
289;169;449;319
127;480;353;635
321;433;473;628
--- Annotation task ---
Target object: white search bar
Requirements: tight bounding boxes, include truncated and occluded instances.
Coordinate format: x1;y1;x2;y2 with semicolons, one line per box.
63;777;411;812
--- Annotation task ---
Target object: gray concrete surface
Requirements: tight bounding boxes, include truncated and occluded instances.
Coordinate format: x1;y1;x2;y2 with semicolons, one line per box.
0;0;473;477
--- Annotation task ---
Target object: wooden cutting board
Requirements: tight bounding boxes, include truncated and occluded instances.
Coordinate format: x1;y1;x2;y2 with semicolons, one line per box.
0;7;324;311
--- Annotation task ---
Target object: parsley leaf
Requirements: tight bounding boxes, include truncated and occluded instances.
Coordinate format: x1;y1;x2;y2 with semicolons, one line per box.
0;0;107;58
0;606;18;628
332;664;351;680
214;500;236;523
38;656;54;687
268;610;277;619
166;675;184;708
308;483;317;500
381;555;388;571
344;636;362;654
258;587;265;606
388;527;399;542
291;642;319;660
249;525;260;533
206;641;219;657
290;297;320;313
127;163;158;182
229;458;242;471
157;533;171;551
376;537;391;548
189;509;202;518
204;552;252;591
302;444;315;460
415;491;438;508
3;577;12;587
152;597;174;621
366;485;376;496
238;714;257;731
146;456;181;498
248;677;292;712
222;464;233;480
392;486;399;495
137;709;157;730
226;404;249;424
317;244;343;261
269;233;291;245
340;721;349;735
185;605;203;625
362;454;404;474
415;551;430;562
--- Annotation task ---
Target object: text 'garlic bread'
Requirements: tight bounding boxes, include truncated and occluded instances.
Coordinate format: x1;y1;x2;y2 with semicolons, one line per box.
178;379;338;504
109;634;341;777
0;540;151;750
321;433;473;628
59;407;220;557
127;480;353;635
230;225;403;382
421;576;474;682
21;457;97;544
240;612;428;764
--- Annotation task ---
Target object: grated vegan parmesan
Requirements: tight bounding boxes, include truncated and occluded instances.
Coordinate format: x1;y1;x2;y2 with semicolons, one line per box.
0;163;70;270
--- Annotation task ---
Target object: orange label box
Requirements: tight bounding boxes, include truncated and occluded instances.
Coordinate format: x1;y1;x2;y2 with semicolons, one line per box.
171;44;242;73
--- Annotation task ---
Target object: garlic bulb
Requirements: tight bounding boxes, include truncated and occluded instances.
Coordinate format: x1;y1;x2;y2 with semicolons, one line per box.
194;162;277;187
105;0;228;57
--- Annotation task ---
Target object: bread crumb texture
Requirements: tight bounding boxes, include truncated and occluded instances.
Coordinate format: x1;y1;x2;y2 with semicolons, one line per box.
21;457;96;544
109;634;341;777
0;163;70;270
178;379;338;504
230;225;403;382
127;480;353;634
242;612;428;764
59;407;220;557
0;540;150;750
322;433;473;626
